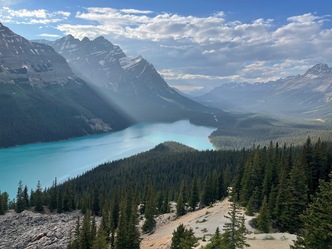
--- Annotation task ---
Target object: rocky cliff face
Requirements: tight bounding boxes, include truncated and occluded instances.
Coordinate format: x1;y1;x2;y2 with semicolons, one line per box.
0;210;82;249
0;23;131;148
0;23;75;85
47;35;227;124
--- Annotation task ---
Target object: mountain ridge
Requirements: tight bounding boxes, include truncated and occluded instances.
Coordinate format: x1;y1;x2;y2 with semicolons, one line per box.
0;23;131;148
196;63;332;118
43;35;230;125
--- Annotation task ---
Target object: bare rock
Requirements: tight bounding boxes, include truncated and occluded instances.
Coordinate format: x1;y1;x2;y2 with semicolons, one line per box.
0;210;82;249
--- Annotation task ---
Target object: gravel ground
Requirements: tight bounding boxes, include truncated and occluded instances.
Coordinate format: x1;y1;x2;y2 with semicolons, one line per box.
140;198;296;249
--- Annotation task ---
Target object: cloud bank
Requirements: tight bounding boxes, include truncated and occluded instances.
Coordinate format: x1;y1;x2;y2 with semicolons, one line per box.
1;6;332;90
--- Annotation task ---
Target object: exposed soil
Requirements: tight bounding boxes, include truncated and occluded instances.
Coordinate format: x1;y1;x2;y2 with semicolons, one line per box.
140;198;296;249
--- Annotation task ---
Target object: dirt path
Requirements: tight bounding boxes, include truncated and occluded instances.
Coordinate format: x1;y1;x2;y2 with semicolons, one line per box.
140;198;296;249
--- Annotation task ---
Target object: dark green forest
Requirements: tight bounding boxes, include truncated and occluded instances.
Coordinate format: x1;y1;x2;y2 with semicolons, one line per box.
0;139;331;248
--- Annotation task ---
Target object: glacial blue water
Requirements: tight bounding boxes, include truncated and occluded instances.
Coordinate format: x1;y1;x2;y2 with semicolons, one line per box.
0;120;215;198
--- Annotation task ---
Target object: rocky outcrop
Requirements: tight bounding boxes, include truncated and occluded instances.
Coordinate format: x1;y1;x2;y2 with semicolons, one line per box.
0;210;81;249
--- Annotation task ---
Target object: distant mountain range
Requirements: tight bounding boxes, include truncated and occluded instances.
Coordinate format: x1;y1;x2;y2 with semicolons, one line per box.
41;35;225;123
196;63;332;119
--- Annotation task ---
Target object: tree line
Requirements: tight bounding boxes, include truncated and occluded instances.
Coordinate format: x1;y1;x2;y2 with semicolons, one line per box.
0;139;331;248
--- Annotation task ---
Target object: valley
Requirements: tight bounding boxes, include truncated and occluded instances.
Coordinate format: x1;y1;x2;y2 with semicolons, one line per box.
0;5;331;248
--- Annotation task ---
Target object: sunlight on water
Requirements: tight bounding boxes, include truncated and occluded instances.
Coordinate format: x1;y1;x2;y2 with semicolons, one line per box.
0;120;215;198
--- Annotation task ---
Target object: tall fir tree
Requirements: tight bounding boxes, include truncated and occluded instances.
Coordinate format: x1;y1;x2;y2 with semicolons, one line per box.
142;179;156;233
221;201;249;249
189;177;200;211
15;180;25;213
292;174;332;249
257;195;271;233
34;180;44;212
170;224;198;249
176;192;186;217
280;160;308;233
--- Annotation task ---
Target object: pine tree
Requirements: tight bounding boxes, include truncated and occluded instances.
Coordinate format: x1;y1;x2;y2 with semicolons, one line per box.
92;188;101;216
15;180;25;213
280;160;308;233
204;227;223;249
292;174;332;249
57;189;64;213
221;201;249;249
189;177;200;211
257;195;271;233
23;185;29;209
68;216;80;249
170;224;198;249
92;222;108;249
63;183;75;212
0;192;9;215
34;180;44;212
80;210;93;249
142;180;156;233
115;184;140;249
201;173;215;206
176;192;186;217
49;178;58;212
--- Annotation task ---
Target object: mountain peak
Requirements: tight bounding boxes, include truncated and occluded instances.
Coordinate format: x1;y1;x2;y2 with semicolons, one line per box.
304;63;332;78
81;37;90;43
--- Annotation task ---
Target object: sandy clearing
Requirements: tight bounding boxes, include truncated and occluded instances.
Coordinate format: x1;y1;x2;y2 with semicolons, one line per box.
140;198;296;249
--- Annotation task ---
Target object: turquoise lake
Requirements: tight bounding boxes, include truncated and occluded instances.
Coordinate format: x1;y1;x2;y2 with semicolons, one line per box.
0;120;215;198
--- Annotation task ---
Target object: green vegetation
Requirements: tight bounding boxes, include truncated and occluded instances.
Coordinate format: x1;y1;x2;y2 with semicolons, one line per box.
0;138;331;248
170;224;198;249
210;116;332;150
203;201;249;249
292;173;332;249
0;81;130;148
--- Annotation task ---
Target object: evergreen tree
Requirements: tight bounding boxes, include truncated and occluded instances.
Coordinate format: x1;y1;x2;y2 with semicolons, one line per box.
201;173;215;206
92;223;108;249
180;180;189;206
15;180;25;213
280;160;308;233
68;216;80;249
0;192;9;215
292;174;332;249
217;171;227;200
49;178;58;212
23;185;29;209
176;192;186;217
170;224;198;249
34;180;44;212
142;180;156;233
80;210;93;249
189;177;200;211
257;195;271;233
203;227;223;249
92;188;101;216
57;189;64;213
221;201;249;249
115;185;140;249
161;190;170;214
63;183;75;212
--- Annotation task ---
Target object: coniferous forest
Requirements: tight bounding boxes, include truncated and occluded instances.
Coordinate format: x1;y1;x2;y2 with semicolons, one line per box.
0;139;331;248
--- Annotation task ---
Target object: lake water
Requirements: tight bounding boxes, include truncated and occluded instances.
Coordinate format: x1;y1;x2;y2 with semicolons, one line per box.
0;120;215;198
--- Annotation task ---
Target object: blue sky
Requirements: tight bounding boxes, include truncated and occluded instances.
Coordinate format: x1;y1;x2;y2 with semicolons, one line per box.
0;0;331;92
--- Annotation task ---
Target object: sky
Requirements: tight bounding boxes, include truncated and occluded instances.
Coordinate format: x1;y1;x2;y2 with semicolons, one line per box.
0;0;331;93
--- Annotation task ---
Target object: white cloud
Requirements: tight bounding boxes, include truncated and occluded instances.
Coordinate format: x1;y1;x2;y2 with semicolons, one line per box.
38;33;61;38
120;9;153;15
0;7;70;25
2;5;332;88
